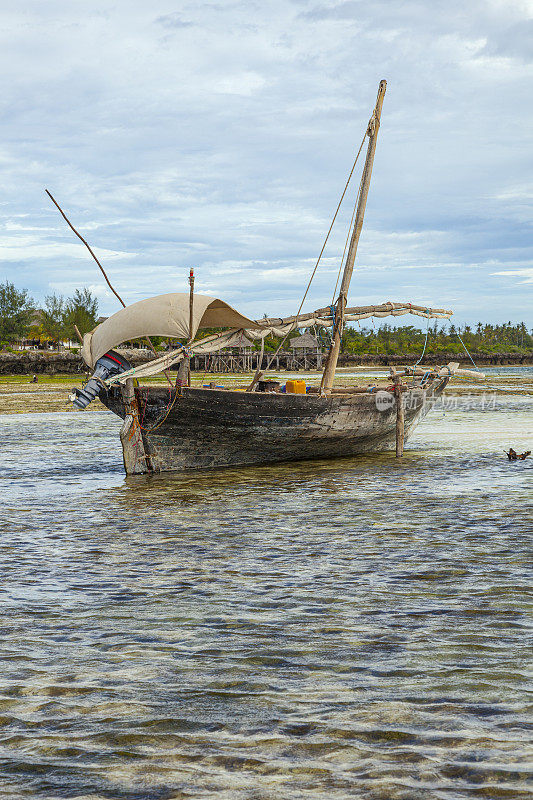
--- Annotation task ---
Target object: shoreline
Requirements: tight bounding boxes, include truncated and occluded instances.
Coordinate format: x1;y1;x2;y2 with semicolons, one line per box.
1;349;532;377
1;368;531;415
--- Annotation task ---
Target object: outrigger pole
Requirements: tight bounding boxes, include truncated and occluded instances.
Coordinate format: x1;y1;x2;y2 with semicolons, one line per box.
320;79;387;392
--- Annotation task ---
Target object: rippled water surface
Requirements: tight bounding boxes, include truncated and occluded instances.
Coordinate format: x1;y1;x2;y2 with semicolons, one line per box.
0;396;532;799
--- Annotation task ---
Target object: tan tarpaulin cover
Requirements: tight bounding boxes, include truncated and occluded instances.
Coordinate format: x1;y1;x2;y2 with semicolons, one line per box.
102;302;453;385
81;293;259;368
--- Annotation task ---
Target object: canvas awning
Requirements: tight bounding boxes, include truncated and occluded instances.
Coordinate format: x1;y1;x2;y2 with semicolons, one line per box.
81;292;259;368
100;300;453;386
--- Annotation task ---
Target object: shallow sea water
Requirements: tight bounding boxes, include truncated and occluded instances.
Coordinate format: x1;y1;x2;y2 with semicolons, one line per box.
0;394;532;799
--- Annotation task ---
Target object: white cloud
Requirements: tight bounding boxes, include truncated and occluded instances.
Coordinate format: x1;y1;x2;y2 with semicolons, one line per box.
492;184;533;202
492;268;533;284
212;72;269;96
0;0;531;324
0;234;135;263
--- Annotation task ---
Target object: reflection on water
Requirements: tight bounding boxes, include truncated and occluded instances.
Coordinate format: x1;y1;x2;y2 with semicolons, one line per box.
0;398;532;799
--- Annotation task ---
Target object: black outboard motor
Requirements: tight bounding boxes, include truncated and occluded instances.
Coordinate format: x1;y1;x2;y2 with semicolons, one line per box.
71;351;131;409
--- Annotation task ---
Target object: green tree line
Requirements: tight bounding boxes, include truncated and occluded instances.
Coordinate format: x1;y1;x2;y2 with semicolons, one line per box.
1;280;531;355
340;321;533;356
199;320;533;355
0;281;99;346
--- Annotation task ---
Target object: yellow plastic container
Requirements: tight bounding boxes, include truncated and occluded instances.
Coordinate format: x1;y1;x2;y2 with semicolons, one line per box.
286;379;306;394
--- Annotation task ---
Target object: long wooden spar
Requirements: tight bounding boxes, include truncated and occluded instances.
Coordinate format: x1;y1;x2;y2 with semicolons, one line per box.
320;79;387;391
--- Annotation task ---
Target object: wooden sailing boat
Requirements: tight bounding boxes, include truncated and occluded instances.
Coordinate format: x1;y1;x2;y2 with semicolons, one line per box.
68;80;479;474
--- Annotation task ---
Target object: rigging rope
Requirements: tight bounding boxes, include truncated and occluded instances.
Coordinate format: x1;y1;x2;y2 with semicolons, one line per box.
412;312;431;367
294;128;368;318
455;330;482;371
141;388;181;432
248;128;369;387
331;166;365;304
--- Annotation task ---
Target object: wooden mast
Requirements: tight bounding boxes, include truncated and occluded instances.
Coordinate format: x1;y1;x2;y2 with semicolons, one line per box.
177;267;195;389
320;79;387;391
188;267;195;342
187;267;195;387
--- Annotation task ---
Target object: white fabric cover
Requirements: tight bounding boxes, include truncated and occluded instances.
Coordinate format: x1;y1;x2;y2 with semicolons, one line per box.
82;293;259;368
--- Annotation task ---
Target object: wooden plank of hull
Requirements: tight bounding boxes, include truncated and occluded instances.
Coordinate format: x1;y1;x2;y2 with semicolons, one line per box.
102;381;447;474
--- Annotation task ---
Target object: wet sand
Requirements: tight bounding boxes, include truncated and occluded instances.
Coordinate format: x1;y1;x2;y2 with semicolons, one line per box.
1;367;531;414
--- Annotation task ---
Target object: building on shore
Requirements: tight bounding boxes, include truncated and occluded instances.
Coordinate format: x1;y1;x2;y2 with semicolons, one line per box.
289;332;324;369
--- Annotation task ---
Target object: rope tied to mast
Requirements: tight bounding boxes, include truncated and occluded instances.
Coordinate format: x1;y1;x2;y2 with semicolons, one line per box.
330;104;382;306
367;110;378;137
245;124;370;391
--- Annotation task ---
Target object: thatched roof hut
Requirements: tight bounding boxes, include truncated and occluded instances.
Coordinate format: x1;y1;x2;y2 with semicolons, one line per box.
223;335;254;352
289;332;321;352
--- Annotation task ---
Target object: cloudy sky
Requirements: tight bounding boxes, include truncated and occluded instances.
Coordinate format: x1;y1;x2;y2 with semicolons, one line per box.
1;0;531;325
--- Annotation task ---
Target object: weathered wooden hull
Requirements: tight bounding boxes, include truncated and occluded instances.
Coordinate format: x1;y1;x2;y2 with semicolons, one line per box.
101;379;448;474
